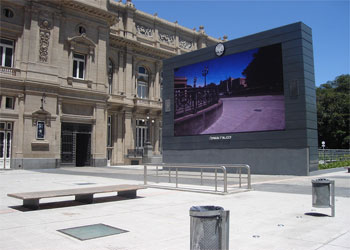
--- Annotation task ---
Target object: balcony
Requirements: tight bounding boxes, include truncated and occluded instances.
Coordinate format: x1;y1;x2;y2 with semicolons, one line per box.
133;97;162;111
0;66;20;76
127;149;144;158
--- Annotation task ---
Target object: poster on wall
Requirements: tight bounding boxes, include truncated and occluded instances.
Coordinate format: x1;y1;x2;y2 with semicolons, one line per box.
174;43;285;136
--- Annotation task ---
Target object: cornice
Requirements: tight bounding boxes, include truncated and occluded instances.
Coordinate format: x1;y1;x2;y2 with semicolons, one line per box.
61;0;118;25
109;35;176;60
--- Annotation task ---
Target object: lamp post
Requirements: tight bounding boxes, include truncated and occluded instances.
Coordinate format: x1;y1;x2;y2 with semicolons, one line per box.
145;115;151;145
202;66;209;87
322;141;326;164
143;115;154;163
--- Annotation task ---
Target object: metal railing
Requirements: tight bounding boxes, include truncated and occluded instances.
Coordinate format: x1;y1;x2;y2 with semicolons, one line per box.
143;163;251;194
174;87;219;119
318;149;350;163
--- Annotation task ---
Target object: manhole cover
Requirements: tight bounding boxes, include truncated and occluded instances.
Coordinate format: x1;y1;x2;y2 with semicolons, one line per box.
58;223;128;241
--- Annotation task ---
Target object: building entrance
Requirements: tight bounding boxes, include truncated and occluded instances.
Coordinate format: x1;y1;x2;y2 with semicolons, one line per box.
61;123;91;167
0;122;12;169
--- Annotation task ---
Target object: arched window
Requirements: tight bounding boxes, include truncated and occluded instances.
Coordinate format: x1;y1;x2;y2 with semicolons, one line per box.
78;26;86;35
108;59;114;94
2;8;14;18
137;66;149;99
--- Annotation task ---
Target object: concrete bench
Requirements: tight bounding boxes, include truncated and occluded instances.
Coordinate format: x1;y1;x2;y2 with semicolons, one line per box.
8;184;146;209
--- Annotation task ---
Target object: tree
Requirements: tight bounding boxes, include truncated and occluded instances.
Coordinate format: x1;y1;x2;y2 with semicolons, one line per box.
317;74;350;149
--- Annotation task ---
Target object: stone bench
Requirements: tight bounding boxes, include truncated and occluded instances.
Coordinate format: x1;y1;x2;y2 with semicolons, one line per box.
8;184;146;209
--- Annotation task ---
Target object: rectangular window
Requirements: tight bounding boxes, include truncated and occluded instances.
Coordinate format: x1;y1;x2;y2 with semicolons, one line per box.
137;82;148;99
37;121;45;139
136;119;147;149
73;53;85;79
0;38;14;67
5;97;14;109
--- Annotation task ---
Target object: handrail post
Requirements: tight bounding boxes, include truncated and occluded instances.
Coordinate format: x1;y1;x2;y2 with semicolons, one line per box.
169;167;171;183
247;165;251;189
200;168;203;185
176;168;178;188
239;167;242;188
215;169;217;192
222;166;227;193
144;165;147;185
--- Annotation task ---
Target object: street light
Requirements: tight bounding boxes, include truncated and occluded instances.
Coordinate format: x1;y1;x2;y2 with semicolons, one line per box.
145;116;150;145
202;66;209;87
322;141;326;164
145;116;155;146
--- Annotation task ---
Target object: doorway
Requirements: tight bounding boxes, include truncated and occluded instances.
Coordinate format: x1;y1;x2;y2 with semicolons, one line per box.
61;123;91;167
0;122;12;169
76;133;90;166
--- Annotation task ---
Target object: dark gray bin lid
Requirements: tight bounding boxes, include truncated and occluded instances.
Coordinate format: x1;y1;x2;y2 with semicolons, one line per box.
312;178;331;184
190;206;224;217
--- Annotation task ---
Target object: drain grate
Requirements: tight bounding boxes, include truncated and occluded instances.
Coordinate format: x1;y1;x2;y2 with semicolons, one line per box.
58;223;128;241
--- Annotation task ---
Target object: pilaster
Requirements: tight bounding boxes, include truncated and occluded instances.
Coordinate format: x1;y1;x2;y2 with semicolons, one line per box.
124;110;133;157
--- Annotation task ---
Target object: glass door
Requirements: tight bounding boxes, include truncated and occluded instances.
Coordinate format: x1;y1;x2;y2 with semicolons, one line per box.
0;131;11;169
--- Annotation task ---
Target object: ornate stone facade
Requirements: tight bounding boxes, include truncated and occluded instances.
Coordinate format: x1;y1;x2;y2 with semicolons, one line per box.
0;0;219;169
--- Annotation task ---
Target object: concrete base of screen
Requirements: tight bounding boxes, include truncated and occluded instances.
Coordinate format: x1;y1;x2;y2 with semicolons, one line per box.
163;147;317;176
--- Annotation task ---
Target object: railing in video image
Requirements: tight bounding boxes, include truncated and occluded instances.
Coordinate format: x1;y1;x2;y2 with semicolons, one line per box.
174;87;219;119
143;163;251;194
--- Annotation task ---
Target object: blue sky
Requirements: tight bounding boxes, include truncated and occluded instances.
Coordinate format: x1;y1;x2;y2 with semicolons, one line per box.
128;0;349;86
174;48;258;87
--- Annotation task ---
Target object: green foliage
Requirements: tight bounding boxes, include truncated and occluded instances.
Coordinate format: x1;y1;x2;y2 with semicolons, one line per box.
317;74;350;149
319;160;350;169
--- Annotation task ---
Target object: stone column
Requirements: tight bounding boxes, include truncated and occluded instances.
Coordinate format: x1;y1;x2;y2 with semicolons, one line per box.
19;5;32;76
125;2;136;40
125;50;133;98
56;97;62;162
154;62;160;100
93;103;107;167
124;110;133;156
115;112;124;164
118;50;124;94
15;94;25;159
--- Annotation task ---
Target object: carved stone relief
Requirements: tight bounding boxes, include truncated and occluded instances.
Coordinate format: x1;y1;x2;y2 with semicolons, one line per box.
136;23;153;38
39;20;52;63
158;32;175;45
179;39;193;50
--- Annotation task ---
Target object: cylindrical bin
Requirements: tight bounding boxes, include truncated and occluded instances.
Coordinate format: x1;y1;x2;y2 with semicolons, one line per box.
190;206;229;250
312;178;335;216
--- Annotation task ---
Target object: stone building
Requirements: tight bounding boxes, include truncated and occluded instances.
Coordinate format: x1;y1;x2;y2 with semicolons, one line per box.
0;0;219;169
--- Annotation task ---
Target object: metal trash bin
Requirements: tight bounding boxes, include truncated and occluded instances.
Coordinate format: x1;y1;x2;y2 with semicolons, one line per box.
190;206;229;250
312;178;335;217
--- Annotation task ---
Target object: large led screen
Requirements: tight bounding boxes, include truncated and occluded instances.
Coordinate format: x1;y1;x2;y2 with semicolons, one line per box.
174;43;285;136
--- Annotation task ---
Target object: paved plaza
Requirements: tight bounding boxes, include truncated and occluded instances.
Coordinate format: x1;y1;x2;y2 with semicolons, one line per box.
202;95;285;134
0;166;349;250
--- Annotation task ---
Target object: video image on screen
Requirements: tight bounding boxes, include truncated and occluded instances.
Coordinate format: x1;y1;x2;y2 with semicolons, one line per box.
174;43;285;136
